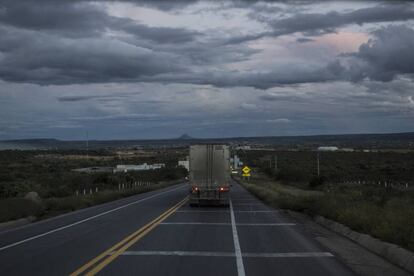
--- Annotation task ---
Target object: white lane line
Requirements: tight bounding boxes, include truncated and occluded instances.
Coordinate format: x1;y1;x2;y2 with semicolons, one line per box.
234;210;278;213
233;203;264;206
243;252;334;258
159;222;296;226
230;198;246;276
160;222;231;225
0;185;186;252
237;223;296;226
120;251;235;257
176;210;230;213
117;251;334;258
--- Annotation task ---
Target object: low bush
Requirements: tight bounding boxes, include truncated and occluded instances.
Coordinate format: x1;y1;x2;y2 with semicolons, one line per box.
0;198;43;221
238;177;414;252
0;179;184;222
308;176;326;188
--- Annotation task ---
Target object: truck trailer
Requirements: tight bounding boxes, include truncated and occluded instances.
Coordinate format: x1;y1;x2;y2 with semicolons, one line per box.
189;144;230;206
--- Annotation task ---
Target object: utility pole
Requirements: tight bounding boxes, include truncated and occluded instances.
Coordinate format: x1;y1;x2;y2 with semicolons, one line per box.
274;154;278;171
86;131;89;159
317;151;320;177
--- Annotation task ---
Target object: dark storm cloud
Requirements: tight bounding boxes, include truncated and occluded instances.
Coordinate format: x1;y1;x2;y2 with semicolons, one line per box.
0;25;185;84
57;95;100;102
270;5;414;36
220;25;414;88
0;2;108;37
222;32;269;45
0;1;200;41
229;4;414;44
0;0;413;88
0;0;203;84
211;64;341;88
57;93;133;102
120;23;200;43
296;37;314;43
259;94;302;101
139;60;344;89
345;25;414;82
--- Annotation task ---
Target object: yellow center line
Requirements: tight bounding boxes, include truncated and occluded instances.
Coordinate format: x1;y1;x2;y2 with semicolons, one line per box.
70;197;188;276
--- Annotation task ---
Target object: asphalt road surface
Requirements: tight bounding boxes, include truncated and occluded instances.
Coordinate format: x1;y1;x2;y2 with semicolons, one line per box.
0;181;355;276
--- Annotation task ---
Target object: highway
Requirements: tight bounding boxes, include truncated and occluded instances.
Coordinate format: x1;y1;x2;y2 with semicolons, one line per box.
0;182;354;276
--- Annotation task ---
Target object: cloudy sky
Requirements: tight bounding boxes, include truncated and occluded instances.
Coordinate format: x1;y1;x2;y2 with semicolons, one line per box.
1;0;414;140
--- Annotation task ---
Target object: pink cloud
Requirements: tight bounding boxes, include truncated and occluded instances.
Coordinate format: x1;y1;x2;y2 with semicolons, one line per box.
315;31;370;53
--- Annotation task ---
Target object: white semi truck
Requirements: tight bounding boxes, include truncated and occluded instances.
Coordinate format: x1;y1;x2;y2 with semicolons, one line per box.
189;144;230;206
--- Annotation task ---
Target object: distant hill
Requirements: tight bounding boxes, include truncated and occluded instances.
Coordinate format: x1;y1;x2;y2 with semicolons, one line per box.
178;134;194;140
0;132;413;150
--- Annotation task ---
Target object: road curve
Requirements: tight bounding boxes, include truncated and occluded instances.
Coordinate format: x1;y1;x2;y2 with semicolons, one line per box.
0;182;355;276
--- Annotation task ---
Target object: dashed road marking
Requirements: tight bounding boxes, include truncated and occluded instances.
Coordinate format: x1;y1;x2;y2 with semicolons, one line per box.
230;198;246;276
160;222;230;225
176;210;230;213
243;252;334;258
159;222;296;226
234;210;278;213
117;250;334;258
70;197;188;276
237;223;296;226
233;203;265;206
120;250;234;257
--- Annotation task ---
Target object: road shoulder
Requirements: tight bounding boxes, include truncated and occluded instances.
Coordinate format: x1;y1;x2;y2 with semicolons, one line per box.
283;210;411;276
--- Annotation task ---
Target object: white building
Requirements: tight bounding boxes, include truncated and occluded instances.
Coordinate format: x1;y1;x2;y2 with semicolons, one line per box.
230;155;242;169
235;145;251;150
317;146;338;152
178;160;189;171
114;163;165;173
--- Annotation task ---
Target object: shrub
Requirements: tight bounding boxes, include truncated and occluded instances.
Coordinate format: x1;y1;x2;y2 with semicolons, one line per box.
309;176;326;188
238;176;414;252
0;198;44;221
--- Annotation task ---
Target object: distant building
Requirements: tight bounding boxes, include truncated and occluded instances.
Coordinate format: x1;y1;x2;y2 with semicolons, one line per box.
340;148;354;152
235;145;251;150
72;167;113;173
317;146;338;151
114;163;165;173
178;160;189;171
230;155;242;169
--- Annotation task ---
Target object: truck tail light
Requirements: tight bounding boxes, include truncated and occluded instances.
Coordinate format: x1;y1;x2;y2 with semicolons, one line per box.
191;185;199;193
219;186;229;192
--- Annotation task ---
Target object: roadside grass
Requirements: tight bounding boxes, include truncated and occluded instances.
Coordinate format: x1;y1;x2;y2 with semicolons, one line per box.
0;198;43;221
0;180;183;222
237;176;414;252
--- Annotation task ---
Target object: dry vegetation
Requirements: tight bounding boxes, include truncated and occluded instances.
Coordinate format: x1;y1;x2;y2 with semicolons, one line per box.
0;149;188;222
239;170;414;251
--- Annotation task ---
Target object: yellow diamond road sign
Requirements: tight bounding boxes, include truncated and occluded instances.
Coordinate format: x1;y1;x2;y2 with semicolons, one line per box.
242;166;251;174
242;166;251;176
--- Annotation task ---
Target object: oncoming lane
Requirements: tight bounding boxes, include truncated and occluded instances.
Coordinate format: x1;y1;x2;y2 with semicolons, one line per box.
0;183;188;276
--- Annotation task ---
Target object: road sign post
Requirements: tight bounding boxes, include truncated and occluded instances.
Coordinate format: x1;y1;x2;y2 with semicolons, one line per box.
242;166;251;181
